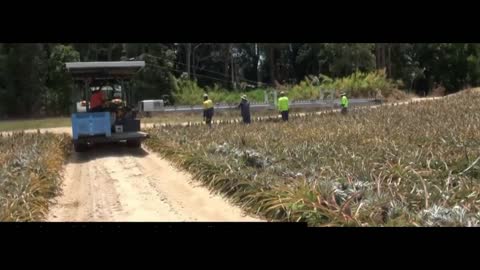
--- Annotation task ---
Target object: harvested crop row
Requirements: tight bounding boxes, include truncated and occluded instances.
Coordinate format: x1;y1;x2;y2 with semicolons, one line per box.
0;132;71;221
146;90;480;226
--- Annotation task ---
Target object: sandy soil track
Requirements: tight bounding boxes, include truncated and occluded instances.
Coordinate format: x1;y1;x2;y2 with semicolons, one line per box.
48;144;259;221
1;126;259;221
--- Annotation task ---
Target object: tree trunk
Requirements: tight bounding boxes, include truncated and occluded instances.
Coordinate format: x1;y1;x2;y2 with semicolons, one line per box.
107;44;113;61
93;44;98;61
186;43;192;78
121;43;127;60
224;59;229;87
192;44;203;81
269;46;276;84
224;43;232;88
236;63;241;87
86;45;91;61
255;43;262;87
193;54;197;80
224;52;230;85
375;43;386;71
231;51;236;89
288;43;295;82
387;44;392;77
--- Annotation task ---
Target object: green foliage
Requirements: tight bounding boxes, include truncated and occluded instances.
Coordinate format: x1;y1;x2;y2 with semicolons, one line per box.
326;69;396;98
288;76;323;100
287;70;397;100
170;70;399;105
323;43;376;77
171;78;206;105
172;77;268;105
132;45;176;103
46;45;80;115
296;43;376;79
1;43;480;117
2;44;48;116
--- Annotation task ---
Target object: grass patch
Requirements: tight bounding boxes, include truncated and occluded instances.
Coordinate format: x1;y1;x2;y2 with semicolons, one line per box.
0;117;71;132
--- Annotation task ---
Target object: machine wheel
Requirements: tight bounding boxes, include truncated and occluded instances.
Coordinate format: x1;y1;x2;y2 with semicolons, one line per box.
126;140;141;148
74;142;88;152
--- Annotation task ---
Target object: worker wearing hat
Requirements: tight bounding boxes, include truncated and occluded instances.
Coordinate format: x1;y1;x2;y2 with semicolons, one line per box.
110;91;126;121
277;91;289;121
238;94;251;124
340;92;349;114
203;93;214;127
111;92;124;106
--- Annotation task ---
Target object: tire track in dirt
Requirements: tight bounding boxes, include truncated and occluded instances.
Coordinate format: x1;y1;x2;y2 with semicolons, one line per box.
48;144;259;222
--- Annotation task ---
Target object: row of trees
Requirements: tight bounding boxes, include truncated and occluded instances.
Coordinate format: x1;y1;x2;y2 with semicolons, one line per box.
1;43;479;117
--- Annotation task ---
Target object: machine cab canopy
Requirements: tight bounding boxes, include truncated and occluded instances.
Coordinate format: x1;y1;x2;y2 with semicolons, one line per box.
66;61;145;106
66;61;145;83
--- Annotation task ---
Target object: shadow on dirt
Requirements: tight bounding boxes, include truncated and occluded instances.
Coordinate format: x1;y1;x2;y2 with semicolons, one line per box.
69;142;149;164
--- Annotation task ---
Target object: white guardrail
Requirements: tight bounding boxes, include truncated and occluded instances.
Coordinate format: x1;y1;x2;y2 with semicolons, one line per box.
160;98;382;113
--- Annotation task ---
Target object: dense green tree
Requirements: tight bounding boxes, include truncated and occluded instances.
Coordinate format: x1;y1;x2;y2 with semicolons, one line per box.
0;43;479;117
132;43;176;104
45;44;80;115
2;43;47;116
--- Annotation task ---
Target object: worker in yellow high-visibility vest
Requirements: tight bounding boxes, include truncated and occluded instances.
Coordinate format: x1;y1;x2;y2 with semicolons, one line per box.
277;91;289;121
203;93;214;127
340;92;349;114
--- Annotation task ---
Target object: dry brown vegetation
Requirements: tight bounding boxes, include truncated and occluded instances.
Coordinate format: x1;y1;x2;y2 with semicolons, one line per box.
0;132;71;221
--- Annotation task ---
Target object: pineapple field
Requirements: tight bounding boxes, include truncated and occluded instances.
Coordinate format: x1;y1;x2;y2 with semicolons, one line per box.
0;132;71;221
145;89;480;226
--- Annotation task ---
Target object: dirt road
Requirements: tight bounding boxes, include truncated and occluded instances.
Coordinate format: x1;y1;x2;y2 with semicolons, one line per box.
1;127;258;221
48;144;259;221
